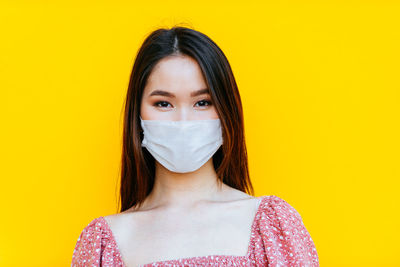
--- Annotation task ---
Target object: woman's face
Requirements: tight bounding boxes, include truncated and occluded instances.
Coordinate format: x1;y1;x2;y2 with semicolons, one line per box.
140;55;219;121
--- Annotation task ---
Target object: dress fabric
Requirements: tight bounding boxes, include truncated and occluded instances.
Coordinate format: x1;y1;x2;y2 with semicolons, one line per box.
71;195;319;266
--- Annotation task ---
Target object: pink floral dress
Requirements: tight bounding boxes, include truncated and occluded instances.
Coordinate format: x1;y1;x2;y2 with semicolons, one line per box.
72;195;319;266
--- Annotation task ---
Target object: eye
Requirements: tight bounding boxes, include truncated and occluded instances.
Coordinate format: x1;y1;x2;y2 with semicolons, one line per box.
154;101;172;108
195;99;212;107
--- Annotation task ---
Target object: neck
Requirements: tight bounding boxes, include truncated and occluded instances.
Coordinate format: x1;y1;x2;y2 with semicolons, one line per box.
143;158;227;210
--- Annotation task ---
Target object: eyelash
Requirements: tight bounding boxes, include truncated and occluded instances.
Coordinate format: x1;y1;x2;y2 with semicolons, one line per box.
153;99;212;108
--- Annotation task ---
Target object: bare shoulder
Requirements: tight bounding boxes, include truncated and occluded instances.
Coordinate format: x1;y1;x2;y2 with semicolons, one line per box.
102;209;136;233
219;184;258;202
102;213;121;232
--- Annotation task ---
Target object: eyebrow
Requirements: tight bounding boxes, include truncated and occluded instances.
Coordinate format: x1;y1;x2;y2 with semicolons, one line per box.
149;88;210;98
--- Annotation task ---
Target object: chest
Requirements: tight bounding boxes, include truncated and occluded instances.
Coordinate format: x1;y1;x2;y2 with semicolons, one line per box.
108;200;259;267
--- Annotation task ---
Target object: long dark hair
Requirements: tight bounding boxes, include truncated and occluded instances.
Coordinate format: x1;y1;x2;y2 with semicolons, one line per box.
119;26;253;212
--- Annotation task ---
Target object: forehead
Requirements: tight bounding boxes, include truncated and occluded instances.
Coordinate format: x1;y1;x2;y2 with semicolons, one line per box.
144;55;208;95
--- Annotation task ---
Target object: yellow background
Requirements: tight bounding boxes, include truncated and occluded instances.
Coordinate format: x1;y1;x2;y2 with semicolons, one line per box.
1;0;399;266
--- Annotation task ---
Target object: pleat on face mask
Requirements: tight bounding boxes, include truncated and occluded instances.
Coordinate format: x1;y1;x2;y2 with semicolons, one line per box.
139;116;223;173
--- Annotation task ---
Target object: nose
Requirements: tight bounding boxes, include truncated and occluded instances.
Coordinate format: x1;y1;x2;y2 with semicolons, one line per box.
175;109;189;121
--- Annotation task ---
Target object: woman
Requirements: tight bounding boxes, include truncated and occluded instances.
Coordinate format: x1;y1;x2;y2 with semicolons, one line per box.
71;26;319;267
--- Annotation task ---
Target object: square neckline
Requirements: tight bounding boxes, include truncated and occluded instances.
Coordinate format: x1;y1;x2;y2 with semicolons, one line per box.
100;195;267;267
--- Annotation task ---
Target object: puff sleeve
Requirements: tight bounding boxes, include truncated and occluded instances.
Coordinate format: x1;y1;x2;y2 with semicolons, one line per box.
259;195;319;266
71;218;103;266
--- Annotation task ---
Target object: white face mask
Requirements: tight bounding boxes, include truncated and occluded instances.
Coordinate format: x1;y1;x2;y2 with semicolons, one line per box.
140;116;223;173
